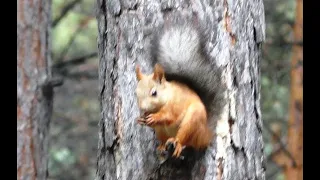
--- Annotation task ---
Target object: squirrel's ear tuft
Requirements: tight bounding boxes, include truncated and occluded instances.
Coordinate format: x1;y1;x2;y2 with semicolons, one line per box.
153;63;166;83
136;65;144;81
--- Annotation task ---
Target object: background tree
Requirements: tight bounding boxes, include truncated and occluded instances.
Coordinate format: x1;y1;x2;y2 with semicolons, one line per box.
17;0;53;179
270;0;303;179
285;0;303;178
95;0;266;179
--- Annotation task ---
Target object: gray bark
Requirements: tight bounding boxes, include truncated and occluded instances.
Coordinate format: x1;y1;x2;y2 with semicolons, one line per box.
17;0;52;179
96;0;266;179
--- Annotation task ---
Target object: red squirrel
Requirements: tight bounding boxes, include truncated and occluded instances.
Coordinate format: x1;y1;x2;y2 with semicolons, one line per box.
135;64;213;158
135;16;222;159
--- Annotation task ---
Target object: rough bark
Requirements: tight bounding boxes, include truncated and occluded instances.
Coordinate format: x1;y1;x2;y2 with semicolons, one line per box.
96;0;266;179
17;0;52;180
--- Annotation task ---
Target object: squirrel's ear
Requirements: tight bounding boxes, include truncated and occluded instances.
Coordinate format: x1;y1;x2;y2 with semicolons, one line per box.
153;63;166;83
136;65;144;81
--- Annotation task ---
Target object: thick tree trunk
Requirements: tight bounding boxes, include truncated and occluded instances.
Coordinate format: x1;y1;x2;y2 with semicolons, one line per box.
17;0;52;180
96;0;266;179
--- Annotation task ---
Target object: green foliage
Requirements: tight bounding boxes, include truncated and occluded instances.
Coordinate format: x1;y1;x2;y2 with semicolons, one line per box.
264;143;273;157
276;173;285;180
49;147;76;175
52;147;76;164
52;0;97;61
261;0;296;124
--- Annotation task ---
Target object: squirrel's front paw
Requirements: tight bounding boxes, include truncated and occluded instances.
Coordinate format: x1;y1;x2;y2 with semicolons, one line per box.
136;117;147;125
145;114;160;126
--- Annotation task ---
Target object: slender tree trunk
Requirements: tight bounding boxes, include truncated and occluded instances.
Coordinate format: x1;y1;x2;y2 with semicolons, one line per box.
270;0;303;179
17;0;52;180
285;0;303;179
95;0;266;179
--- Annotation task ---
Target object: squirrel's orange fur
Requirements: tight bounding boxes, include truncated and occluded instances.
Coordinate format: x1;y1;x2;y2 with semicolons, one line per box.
135;64;213;158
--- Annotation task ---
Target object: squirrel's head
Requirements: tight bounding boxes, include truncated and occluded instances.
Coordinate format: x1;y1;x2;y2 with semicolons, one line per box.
135;63;168;114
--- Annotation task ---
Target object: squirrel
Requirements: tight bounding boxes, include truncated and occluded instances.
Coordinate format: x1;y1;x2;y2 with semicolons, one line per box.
135;15;223;159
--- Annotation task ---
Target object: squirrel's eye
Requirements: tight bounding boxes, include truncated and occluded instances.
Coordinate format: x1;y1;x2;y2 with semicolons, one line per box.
150;88;157;97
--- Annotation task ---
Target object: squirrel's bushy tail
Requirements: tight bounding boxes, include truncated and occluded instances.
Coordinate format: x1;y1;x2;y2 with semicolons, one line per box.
150;15;224;118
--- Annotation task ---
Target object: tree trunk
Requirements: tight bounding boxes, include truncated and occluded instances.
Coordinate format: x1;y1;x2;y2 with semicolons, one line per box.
17;0;52;180
95;0;266;179
284;0;303;178
270;0;303;179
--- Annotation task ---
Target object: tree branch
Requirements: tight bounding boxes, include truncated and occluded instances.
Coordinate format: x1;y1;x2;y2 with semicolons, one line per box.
64;70;98;80
266;145;281;162
53;52;98;69
55;17;93;62
52;0;83;27
57;27;83;61
263;121;297;167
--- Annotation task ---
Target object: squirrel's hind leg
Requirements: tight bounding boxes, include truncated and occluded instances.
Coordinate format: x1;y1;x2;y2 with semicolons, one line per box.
155;128;170;155
165;105;202;158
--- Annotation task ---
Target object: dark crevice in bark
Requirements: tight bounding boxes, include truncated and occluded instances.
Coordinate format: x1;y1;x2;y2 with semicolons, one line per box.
117;9;122;17
241;148;249;179
97;1;109;179
253;27;257;43
161;6;173;12
100;120;107;153
46;25;50;76
253;27;263;51
97;116;107;180
230;139;240;152
232;75;238;88
99;70;106;110
249;44;262;135
98;0;107;102
228;117;235;135
251;79;260;122
107;136;119;166
217;158;224;180
128;3;138;10
110;58;118;86
151;150;204;179
30;95;38;179
101;0;107;14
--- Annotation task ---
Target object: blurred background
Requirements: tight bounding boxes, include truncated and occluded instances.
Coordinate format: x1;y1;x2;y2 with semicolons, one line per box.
48;0;301;179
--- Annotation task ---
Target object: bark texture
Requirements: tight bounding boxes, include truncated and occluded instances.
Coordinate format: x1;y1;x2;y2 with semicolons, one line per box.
96;0;266;179
17;0;52;179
